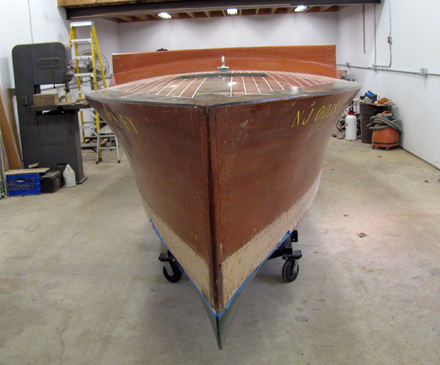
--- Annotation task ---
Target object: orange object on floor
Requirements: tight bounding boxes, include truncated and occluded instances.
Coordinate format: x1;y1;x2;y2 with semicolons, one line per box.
372;126;400;149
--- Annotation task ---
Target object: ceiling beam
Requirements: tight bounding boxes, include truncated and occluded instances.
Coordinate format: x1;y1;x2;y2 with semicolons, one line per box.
134;14;149;21
118;16;133;22
105;17;121;23
210;10;224;17
319;5;333;11
64;0;382;20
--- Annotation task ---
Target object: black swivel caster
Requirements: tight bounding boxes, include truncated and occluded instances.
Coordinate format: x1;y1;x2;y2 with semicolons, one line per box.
268;230;302;282
282;259;299;282
159;250;184;283
163;261;184;283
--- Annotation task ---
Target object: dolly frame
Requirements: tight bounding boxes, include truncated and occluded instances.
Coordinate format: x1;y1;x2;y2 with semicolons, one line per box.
159;230;302;283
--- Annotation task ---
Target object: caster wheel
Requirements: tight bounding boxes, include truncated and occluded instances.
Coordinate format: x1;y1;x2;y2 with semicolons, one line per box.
163;261;184;283
282;259;299;282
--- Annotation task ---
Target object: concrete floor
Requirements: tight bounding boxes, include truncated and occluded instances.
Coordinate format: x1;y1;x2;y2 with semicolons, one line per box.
1;138;440;364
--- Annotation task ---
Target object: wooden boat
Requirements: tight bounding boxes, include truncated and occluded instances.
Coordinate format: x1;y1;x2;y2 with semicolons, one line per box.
86;46;360;348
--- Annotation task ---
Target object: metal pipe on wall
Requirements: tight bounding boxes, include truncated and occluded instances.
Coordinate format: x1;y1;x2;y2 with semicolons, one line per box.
27;0;34;43
339;0;440;78
362;4;366;54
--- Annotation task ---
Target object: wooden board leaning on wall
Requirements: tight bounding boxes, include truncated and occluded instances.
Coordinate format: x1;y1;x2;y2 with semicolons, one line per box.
0;86;22;169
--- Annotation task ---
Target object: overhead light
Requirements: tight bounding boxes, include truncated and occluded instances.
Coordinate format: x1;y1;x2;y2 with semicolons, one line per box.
158;12;172;19
294;6;308;12
227;8;238;15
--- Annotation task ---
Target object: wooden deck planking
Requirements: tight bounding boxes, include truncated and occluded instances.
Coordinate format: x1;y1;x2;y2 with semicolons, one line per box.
254;76;272;93
243;76;259;95
109;71;335;99
179;77;206;98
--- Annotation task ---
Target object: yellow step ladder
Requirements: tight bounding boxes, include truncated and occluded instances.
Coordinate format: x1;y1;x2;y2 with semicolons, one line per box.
69;21;107;140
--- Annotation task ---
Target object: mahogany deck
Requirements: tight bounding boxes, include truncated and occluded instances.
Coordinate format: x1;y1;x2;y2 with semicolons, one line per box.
111;71;335;98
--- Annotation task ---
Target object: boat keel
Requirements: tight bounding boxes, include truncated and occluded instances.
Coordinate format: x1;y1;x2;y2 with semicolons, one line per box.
156;229;302;349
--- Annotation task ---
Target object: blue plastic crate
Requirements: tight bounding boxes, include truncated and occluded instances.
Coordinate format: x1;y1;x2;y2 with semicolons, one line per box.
7;173;41;196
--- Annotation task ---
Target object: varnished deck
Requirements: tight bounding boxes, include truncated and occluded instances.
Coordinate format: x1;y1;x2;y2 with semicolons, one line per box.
112;71;335;98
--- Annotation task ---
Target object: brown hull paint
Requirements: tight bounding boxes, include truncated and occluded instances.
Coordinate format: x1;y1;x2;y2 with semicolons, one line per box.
86;46;361;345
88;89;358;311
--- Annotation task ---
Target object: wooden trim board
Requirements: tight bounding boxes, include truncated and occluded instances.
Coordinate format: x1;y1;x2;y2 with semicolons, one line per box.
0;86;22;169
6;88;20;152
5;168;50;175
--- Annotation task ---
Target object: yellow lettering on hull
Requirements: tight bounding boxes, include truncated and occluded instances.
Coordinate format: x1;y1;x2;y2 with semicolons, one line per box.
97;106;139;134
291;102;344;128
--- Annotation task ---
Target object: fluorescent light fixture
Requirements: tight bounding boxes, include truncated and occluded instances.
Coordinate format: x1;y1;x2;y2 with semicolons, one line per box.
294;5;307;12
158;12;172;19
227;8;238;15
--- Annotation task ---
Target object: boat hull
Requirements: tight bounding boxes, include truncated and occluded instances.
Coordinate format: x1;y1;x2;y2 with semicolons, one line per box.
86;45;361;348
88;88;357;307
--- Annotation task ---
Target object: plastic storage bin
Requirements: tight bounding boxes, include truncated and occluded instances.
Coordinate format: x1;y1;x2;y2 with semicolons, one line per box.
359;102;391;144
6;173;41;196
41;170;62;193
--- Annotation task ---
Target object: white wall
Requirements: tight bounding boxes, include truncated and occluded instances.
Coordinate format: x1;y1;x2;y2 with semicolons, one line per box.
0;1;120;139
337;0;440;169
0;0;33;96
0;0;71;150
0;0;72;93
0;1;119;95
117;12;338;53
2;1;438;169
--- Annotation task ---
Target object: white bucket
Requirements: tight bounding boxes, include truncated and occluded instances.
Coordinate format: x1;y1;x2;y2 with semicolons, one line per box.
63;164;76;187
345;112;357;141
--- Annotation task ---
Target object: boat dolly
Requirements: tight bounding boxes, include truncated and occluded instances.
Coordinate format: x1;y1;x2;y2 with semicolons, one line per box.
158;230;302;283
268;230;302;282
